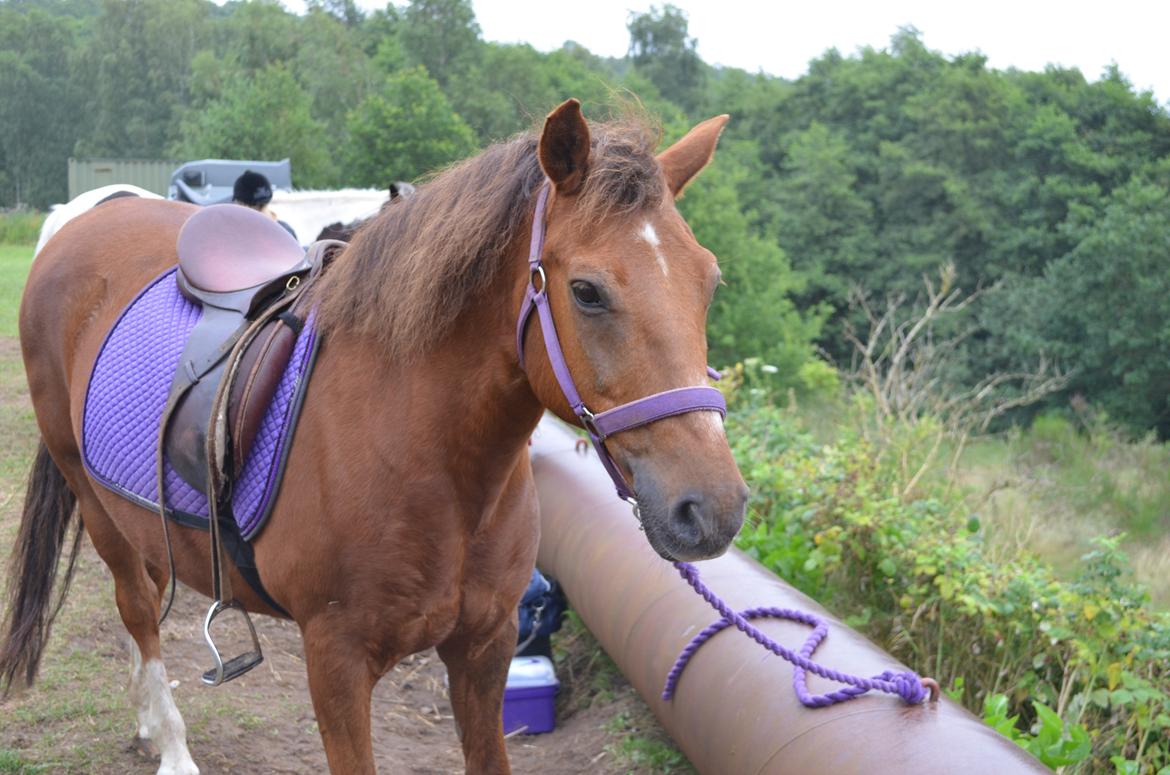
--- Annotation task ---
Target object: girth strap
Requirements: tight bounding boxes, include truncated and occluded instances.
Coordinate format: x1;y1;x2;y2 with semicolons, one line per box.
516;183;726;502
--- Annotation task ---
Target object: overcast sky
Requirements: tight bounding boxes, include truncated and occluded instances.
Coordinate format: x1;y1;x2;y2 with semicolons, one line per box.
479;0;1167;102
328;0;1170;104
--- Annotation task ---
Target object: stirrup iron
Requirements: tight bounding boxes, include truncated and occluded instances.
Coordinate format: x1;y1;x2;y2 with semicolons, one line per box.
201;600;263;686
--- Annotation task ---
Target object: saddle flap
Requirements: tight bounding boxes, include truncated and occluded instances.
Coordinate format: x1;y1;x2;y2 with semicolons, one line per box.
165;313;301;487
177;204;305;293
228;316;299;478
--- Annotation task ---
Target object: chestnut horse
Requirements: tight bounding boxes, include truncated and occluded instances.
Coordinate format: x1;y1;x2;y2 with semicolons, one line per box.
1;100;747;774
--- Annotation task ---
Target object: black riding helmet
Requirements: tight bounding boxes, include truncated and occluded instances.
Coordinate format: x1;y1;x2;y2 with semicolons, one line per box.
233;170;273;207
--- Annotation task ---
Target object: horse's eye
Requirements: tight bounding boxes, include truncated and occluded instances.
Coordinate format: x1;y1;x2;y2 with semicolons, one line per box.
571;280;605;310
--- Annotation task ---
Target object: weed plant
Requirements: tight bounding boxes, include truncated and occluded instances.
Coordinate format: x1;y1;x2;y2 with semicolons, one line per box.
722;366;1170;773
0;212;43;246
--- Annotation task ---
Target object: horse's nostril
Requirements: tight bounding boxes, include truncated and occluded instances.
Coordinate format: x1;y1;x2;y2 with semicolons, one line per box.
669;496;706;546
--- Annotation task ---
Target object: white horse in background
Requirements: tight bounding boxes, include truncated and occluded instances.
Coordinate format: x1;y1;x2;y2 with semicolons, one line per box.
266;188;388;245
34;184;161;255
34;185;391;256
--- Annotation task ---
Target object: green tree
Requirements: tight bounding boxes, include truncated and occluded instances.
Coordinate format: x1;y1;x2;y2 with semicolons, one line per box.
215;0;300;75
985;174;1170;435
174;64;333;188
307;0;363;28
770;123;876;315
0;8;83;207
293;6;379;137
76;0;209;158
399;0;481;87
627;4;706;112
344;66;478;184
675;145;819;380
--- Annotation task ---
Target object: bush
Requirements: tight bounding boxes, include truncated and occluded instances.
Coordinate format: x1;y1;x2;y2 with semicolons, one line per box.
724;381;1170;773
0;210;44;245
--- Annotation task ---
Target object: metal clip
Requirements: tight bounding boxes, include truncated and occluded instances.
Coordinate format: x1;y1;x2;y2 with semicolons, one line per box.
580;407;604;440
529;265;547;295
626;496;642;525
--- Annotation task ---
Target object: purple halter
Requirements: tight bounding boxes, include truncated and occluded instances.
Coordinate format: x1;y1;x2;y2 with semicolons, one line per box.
518;181;934;710
516;183;727;502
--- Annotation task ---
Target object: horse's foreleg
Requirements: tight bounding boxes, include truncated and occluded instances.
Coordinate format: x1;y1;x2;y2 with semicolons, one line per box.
303;619;379;774
81;495;198;775
437;622;516;775
114;559;198;775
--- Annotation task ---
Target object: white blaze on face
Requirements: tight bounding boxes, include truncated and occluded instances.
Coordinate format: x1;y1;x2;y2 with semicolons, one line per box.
640;221;669;276
696;408;726;441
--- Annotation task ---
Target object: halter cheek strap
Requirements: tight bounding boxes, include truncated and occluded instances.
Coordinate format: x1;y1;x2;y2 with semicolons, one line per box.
516;183;727;502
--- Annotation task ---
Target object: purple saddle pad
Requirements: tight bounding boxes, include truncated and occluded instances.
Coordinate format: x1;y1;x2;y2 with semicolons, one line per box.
82;268;319;540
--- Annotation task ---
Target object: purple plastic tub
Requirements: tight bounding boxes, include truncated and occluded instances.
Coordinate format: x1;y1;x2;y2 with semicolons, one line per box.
502;656;559;735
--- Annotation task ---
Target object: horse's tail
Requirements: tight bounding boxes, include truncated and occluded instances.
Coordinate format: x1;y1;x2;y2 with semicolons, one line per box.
0;440;82;697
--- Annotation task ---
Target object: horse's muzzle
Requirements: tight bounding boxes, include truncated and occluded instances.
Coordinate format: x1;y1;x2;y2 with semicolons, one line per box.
634;471;748;562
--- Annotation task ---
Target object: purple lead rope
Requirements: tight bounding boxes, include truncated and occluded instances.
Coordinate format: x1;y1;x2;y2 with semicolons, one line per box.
662;561;936;707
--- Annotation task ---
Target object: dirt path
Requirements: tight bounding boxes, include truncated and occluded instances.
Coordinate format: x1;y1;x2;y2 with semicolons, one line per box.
2;539;660;774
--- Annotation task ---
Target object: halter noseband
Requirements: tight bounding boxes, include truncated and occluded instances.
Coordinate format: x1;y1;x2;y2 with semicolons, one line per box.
515;183;727;502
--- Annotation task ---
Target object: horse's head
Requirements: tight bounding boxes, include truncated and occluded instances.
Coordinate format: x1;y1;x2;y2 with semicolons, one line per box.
521;100;748;562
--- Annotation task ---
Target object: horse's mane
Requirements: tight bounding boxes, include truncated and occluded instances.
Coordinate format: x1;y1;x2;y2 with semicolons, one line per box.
312;119;665;361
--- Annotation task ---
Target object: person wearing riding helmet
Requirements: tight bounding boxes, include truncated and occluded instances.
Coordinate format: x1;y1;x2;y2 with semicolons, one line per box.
232;170;297;240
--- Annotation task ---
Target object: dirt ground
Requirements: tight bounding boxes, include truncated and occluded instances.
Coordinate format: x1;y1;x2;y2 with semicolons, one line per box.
3;558;658;774
0;321;687;774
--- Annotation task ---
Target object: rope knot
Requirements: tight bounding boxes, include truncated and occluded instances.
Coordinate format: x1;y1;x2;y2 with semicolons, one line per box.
889;671;929;705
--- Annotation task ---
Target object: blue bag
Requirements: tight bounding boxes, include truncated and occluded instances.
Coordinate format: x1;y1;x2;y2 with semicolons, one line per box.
516;569;565;655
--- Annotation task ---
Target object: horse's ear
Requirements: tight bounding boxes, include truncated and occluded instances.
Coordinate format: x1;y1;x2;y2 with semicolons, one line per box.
539;99;591;195
658;114;730;197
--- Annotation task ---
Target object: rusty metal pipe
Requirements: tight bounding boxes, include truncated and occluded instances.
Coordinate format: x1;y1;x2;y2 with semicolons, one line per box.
530;418;1047;774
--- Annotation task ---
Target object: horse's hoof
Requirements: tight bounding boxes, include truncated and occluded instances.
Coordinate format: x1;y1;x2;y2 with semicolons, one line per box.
157;759;199;775
129;735;158;760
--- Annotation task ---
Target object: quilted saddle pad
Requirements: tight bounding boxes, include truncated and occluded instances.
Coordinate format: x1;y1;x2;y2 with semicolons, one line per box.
82;268;319;540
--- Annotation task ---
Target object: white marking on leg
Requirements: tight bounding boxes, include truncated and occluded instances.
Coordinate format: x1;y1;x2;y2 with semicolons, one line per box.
129;641;151;739
137;655;199;775
639;221;669;276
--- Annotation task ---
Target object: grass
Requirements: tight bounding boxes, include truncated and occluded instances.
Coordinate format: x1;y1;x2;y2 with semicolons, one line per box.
604;713;693;774
0;245;33;339
0;212;42;247
554;613;693;773
954;413;1170;606
0;748;49;774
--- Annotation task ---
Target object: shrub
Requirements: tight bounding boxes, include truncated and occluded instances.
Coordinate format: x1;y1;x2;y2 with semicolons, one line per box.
724;381;1170;773
0;210;44;245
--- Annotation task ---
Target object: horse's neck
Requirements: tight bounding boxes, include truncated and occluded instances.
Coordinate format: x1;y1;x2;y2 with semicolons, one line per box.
316;276;542;509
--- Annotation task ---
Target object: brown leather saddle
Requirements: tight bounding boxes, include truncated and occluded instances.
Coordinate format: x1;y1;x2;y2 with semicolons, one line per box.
159;205;343;684
164;204;333;494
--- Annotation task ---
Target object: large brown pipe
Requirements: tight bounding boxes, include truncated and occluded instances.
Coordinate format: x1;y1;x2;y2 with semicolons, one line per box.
530;418;1048;774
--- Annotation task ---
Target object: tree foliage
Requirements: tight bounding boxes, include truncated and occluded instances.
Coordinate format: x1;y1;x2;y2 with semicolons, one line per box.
0;7;82;206
173;64;333;188
985;173;1170;435
4;1;1170;433
344;66;476;184
627;4;705;111
398;0;480;87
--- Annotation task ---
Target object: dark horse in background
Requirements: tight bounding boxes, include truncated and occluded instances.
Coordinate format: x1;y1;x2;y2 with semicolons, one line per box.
1;100;746;773
316;181;417;242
